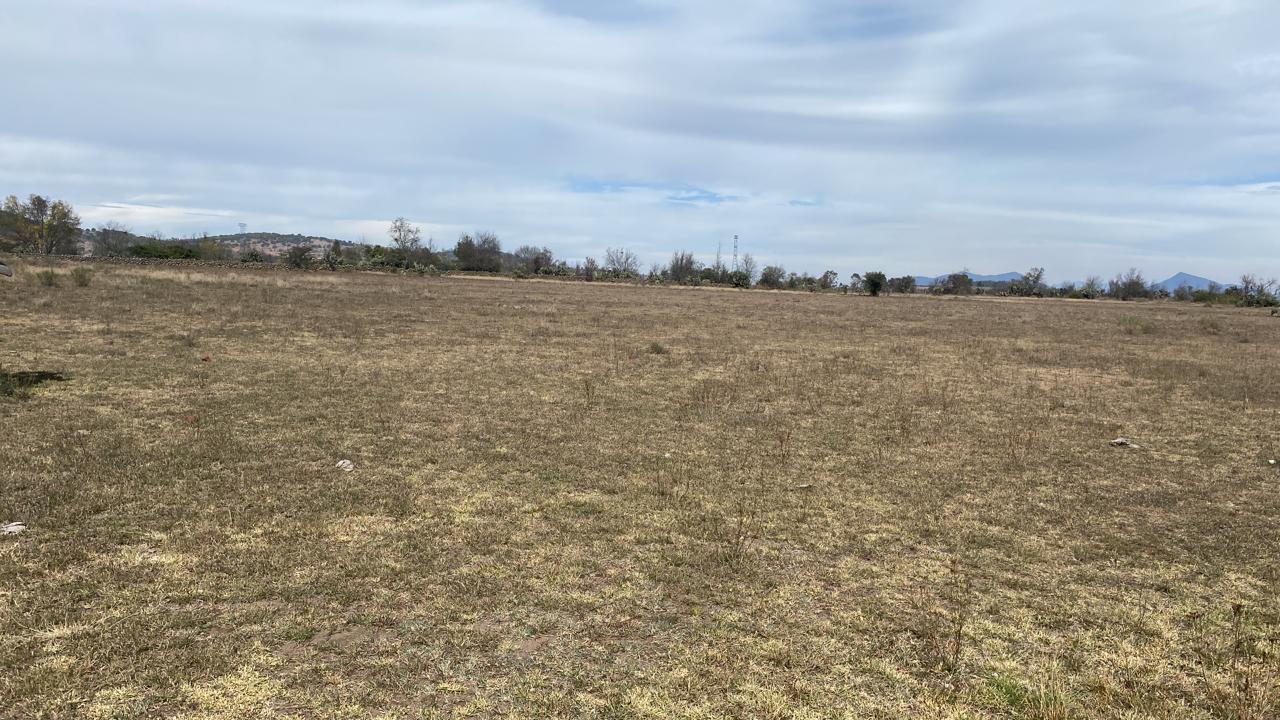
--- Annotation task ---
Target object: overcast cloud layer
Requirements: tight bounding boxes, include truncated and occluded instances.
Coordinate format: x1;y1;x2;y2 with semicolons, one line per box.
3;0;1279;281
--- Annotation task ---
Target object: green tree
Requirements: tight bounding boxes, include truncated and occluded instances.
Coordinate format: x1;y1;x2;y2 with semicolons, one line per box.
454;231;503;272
1;194;81;254
932;272;974;295
758;265;786;289
863;271;887;296
323;240;343;270
1008;267;1046;297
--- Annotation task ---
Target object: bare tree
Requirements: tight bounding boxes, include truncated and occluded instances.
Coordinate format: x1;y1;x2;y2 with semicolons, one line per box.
388;217;421;255
1082;276;1104;299
1239;274;1277;296
604;247;640;276
1238;274;1279;307
738;253;758;285
513;245;554;274
1108;268;1151;300
93;221;134;257
667;251;698;282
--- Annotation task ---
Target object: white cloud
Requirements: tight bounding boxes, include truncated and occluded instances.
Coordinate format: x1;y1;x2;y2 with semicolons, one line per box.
1;0;1279;282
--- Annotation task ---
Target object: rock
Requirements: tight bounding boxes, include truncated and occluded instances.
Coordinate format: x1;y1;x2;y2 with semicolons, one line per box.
1110;438;1140;448
336;459;355;472
3;522;26;536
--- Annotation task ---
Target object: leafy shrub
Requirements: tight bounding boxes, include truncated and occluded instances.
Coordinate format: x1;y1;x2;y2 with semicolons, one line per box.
129;241;199;259
240;249;265;263
284;246;313;269
70;267;92;287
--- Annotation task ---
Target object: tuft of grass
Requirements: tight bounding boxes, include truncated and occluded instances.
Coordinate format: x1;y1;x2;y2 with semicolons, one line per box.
1197;315;1224;334
1119;314;1157;335
646;341;669;355
35;269;60;287
0;369;68;399
70;266;93;287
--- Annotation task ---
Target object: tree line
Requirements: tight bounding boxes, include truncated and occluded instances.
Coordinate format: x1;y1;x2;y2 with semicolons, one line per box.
3;194;1276;308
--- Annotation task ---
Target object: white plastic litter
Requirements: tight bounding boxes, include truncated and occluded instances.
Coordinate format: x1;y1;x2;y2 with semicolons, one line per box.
1110;438;1140;449
3;522;26;536
336;459;355;472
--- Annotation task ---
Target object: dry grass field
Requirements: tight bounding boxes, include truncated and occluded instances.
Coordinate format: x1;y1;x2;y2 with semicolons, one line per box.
2;258;1279;719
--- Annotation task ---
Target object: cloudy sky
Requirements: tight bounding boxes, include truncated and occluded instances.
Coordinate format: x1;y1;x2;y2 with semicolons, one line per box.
3;0;1279;281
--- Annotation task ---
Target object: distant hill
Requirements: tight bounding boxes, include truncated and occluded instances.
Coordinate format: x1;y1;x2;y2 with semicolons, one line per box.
201;233;349;256
78;229;351;258
203;232;345;247
1155;272;1220;292
913;271;1023;286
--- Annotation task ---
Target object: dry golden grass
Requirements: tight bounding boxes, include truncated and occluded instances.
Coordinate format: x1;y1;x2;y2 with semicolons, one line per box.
2;258;1279;719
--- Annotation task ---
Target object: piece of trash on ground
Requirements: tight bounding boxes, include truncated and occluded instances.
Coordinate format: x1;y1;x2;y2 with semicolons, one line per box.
336;459;355;472
3;522;26;536
1110;438;1140;448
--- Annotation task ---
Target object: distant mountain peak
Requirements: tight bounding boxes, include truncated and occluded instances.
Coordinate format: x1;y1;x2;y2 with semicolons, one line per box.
912;271;1023;285
1156;272;1219;292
